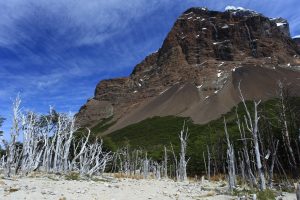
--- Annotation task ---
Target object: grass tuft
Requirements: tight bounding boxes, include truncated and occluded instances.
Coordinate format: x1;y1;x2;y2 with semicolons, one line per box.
65;172;80;181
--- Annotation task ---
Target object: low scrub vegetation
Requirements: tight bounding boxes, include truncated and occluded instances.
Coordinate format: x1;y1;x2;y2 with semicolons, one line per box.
65;172;80;181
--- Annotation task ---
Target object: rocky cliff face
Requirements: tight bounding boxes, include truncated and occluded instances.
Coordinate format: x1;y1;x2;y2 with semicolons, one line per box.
76;7;300;129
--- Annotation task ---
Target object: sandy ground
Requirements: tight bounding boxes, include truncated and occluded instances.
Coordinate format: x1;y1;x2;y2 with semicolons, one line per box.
0;174;297;200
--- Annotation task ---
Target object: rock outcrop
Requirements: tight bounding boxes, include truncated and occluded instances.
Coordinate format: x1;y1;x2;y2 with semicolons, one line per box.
76;7;300;132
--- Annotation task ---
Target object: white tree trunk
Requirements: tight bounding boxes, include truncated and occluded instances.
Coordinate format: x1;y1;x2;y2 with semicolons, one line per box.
163;146;168;178
239;83;266;190
178;124;189;182
224;118;236;191
278;81;296;166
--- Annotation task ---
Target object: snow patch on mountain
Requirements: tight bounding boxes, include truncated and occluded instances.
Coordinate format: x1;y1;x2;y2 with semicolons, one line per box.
225;6;246;11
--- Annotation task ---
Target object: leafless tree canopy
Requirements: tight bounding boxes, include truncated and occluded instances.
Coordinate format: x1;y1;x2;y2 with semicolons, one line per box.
0;96;112;177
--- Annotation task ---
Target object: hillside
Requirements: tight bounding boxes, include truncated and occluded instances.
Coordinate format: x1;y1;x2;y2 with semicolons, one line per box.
100;97;300;174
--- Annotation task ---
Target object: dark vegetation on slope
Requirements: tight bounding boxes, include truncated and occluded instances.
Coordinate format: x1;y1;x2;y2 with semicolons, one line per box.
90;116;116;135
93;97;300;176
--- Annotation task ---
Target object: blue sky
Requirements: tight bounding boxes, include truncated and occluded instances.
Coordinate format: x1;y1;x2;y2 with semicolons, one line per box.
1;0;300;136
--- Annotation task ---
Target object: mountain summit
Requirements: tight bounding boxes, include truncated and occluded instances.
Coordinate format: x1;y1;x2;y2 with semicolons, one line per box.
76;7;300;133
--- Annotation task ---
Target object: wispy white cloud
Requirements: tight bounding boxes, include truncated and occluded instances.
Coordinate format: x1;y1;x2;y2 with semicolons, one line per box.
0;0;175;48
1;0;299;48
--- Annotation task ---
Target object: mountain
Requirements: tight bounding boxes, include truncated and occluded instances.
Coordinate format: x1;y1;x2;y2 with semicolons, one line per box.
76;7;300;134
294;36;300;48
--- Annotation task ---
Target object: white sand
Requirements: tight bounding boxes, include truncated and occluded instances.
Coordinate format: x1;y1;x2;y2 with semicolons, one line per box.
0;174;296;200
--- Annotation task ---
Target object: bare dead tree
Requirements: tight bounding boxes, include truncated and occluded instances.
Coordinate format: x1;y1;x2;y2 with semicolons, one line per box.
1;96;112;178
238;151;245;184
238;83;266;190
21;112;45;174
236;110;257;187
278;81;296;167
178;123;189;182
163;146;168;178
77;138;112;176
269;139;279;188
142;152;149;179
154;161;161;180
170;143;179;180
41;108;55;173
224;117;236;191
3;95;22;177
133;149;140;175
207;145;211;181
71;129;90;170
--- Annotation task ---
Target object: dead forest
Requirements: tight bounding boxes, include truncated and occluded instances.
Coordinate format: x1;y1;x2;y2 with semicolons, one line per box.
0;83;300;194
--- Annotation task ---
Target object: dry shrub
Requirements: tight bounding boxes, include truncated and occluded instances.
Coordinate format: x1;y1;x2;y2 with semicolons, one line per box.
27;171;42;178
210;174;226;182
113;173;143;180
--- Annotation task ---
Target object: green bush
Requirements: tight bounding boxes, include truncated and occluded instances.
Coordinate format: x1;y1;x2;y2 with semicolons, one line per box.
257;189;276;200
